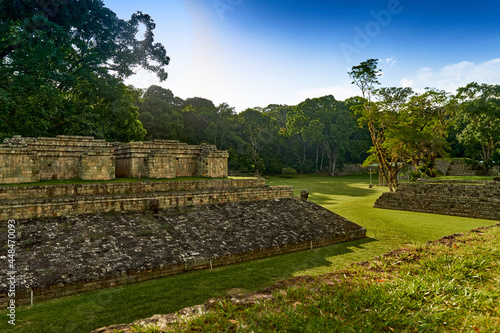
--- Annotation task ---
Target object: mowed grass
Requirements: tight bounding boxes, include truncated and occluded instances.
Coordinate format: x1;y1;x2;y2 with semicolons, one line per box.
169;225;500;332
1;174;497;332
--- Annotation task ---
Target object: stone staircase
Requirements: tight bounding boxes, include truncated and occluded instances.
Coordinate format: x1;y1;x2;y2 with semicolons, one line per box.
374;180;500;221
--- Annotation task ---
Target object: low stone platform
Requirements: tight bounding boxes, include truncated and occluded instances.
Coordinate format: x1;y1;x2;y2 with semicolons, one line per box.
0;198;366;307
0;178;293;220
374;180;500;220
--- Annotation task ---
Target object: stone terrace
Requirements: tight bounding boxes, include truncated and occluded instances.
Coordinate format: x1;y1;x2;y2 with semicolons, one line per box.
374;180;500;220
0;198;367;306
0;178;293;220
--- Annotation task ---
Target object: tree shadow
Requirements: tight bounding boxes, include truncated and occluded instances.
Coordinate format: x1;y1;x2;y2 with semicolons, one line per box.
280;237;379;276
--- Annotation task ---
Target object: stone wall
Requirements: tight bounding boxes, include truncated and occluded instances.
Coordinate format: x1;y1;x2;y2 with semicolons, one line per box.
0;178;266;200
0;178;292;220
0;198;367;307
0;147;39;184
0;136;115;183
113;140;228;179
334;164;369;176
374;180;500;220
0;136;229;184
435;159;484;176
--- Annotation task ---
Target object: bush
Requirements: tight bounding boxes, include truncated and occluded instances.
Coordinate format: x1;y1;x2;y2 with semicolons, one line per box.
281;167;298;178
409;164;443;181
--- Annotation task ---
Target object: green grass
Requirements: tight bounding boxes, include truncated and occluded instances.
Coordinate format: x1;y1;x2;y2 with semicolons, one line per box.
1;174;497;332
171;226;500;332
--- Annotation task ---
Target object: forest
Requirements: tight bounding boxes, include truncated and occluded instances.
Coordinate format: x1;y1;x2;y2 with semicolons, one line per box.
1;1;499;177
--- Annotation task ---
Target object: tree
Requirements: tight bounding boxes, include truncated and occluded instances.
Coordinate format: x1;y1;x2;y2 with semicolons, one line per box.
348;58;382;102
287;96;362;176
349;59;404;191
401;88;456;176
179;97;218;144
0;0;169;141
237;108;271;174
456;83;500;174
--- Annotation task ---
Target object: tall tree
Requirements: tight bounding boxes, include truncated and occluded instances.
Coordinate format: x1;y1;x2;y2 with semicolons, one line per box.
349;59;403;191
288;96;361;176
139;86;184;141
0;0;169;141
237;108;271;174
401;88;456;175
348;58;382;102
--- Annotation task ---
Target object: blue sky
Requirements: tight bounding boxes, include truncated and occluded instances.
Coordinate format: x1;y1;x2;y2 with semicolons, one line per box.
104;0;500;111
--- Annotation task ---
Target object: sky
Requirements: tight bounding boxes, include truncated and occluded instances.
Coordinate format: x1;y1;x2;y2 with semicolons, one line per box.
104;0;500;112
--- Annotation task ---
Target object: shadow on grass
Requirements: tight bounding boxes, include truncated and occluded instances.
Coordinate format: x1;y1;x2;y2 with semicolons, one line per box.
4;237;379;333
280;237;378;275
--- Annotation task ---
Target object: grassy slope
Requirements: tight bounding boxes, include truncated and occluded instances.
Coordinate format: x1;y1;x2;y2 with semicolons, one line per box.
1;175;497;332
174;225;500;332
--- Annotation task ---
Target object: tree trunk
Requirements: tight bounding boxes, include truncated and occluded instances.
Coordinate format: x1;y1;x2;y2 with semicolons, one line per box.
316;146;319;171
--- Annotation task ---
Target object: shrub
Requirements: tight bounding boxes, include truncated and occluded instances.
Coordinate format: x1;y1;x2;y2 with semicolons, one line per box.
281;167;298;178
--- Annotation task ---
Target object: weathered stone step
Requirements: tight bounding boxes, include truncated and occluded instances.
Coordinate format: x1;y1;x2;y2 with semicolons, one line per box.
374;181;500;221
0;178;266;200
0;185;294;220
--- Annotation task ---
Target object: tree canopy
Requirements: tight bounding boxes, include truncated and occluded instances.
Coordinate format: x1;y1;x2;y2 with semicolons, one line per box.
456;82;500;173
350;60;459;190
0;0;169;141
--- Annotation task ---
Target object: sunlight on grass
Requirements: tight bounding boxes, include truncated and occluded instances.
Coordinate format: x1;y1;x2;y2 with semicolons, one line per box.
266;174;497;276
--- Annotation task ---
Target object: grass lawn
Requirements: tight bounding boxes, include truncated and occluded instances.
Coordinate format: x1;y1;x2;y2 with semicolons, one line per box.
174;224;500;332
1;174;497;332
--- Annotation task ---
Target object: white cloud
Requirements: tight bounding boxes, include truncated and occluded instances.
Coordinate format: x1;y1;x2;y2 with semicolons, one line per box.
404;58;500;93
400;78;413;87
385;58;396;66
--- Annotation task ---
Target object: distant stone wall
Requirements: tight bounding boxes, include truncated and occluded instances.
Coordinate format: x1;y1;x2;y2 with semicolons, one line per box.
435;159;484;176
374;180;500;220
0;198;367;307
0;136;229;184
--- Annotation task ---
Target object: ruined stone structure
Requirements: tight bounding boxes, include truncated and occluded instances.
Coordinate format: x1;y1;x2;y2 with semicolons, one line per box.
0;136;367;307
0;196;367;307
0;135;115;183
0;136;229;184
435;159;484;176
0;178;293;220
114;140;228;179
374;180;500;221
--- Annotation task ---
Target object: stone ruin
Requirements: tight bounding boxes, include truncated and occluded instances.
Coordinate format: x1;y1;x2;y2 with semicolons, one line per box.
0;135;229;184
374;179;500;221
0;135;368;307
